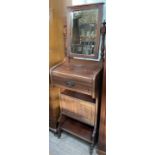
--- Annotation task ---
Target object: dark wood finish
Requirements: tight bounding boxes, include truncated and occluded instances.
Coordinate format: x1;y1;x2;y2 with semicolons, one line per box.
97;58;106;153
49;3;105;154
60;90;95;126
97;150;106;155
97;22;106;154
50;58;102;98
61;89;95;103
66;3;104;59
50;58;102;154
49;87;60;132
49;62;65;132
101;22;106;59
52;74;92;96
60;115;94;143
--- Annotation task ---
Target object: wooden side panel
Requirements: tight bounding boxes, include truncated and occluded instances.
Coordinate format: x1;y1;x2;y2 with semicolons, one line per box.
49;0;72;66
98;59;106;152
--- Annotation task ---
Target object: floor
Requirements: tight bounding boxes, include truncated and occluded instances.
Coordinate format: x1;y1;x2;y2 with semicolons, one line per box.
49;131;100;155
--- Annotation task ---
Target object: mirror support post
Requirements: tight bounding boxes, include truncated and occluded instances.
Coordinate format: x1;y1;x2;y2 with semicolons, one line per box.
101;21;106;60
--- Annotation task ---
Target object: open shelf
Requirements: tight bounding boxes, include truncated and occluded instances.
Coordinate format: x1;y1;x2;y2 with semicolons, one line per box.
61;115;93;143
61;89;95;104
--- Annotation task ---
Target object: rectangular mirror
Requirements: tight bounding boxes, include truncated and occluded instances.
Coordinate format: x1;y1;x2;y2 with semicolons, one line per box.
67;3;103;60
71;9;98;55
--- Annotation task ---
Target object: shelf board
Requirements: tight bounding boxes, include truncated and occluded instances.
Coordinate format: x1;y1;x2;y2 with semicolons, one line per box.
61;89;95;104
61;116;93;143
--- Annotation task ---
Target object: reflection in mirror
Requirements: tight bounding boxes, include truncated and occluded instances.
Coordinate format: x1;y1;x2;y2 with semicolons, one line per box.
71;9;98;55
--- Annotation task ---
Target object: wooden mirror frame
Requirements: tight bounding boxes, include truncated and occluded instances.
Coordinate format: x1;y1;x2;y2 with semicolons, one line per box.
66;3;104;60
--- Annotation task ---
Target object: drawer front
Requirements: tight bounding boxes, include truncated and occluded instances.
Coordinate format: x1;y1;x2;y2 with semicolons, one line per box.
52;75;92;96
60;93;95;126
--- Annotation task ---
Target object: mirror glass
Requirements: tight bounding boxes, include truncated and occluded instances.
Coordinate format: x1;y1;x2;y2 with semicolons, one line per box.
70;9;98;55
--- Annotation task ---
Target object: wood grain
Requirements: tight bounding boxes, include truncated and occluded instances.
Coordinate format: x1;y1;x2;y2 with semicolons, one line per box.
60;90;95;126
49;3;104;154
49;87;60;129
61;116;94;143
49;0;72;131
98;59;106;152
66;3;104;59
50;58;102;98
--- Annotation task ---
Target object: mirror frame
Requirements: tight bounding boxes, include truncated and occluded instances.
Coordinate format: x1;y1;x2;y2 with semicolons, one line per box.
66;3;104;60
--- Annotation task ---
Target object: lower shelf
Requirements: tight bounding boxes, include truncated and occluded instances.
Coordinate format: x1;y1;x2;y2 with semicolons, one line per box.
61;115;94;143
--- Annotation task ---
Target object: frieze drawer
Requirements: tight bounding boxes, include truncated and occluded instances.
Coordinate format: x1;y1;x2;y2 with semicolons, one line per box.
52;75;92;96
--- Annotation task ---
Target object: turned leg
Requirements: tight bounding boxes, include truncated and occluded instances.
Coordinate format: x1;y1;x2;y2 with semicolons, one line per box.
57;128;61;138
90;143;94;155
90;127;97;155
57;114;63;138
54;131;57;137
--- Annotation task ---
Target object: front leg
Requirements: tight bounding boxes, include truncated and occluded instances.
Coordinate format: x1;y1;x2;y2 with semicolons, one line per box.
90;143;94;155
57;114;63;138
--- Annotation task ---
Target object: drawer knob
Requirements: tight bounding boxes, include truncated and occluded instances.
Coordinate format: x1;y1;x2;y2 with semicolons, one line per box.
65;81;76;87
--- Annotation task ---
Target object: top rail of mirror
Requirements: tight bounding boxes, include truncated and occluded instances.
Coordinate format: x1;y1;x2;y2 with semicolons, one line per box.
67;3;104;10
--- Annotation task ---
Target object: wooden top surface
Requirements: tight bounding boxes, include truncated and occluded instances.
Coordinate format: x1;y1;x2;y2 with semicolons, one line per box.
51;59;102;81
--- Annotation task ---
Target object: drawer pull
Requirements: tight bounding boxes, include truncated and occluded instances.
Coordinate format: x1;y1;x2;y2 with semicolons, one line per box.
65;81;76;87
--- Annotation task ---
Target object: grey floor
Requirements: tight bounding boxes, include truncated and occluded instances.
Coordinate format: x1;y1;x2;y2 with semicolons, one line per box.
49;131;99;155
